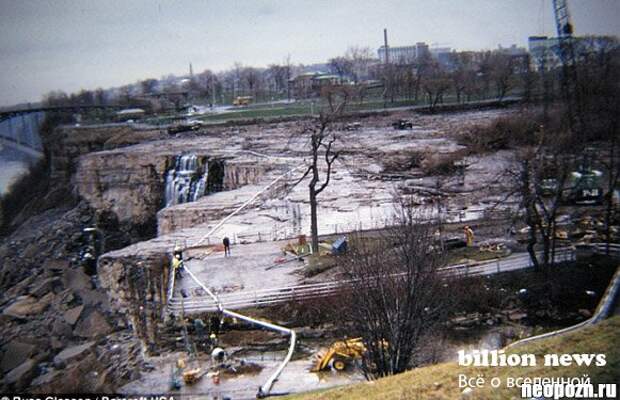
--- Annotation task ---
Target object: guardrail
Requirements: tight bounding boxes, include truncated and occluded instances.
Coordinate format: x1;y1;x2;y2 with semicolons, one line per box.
591;243;620;258
168;247;577;314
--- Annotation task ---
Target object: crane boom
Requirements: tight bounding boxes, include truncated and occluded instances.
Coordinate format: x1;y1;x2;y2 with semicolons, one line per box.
552;0;581;134
552;0;576;65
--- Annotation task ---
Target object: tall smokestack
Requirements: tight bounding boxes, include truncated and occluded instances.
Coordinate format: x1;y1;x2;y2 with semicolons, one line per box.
383;28;389;64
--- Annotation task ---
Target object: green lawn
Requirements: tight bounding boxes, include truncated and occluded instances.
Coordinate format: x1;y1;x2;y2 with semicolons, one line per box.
285;316;620;400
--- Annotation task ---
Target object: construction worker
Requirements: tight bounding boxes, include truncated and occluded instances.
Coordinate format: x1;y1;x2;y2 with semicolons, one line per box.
222;236;231;257
171;244;185;278
464;225;475;247
172;253;184;279
208;332;219;349
81;246;97;276
210;315;221;335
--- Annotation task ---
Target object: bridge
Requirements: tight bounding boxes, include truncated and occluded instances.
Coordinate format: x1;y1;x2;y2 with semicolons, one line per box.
0;104;123;159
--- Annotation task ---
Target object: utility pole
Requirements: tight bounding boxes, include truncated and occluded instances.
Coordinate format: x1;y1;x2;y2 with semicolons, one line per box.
382;28;391;107
383;28;390;64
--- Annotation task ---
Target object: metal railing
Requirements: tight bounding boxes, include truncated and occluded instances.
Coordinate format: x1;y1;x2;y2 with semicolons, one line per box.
168;247;578;314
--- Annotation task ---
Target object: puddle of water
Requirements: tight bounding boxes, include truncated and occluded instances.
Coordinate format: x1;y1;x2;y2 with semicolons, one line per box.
121;347;365;399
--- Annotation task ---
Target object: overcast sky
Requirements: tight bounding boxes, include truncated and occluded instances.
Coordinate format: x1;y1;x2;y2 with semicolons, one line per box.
0;0;618;107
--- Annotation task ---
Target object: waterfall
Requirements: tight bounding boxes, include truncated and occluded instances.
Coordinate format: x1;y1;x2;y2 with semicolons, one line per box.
165;154;210;207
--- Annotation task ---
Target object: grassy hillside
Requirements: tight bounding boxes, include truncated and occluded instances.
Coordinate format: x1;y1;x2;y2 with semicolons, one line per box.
286;316;620;399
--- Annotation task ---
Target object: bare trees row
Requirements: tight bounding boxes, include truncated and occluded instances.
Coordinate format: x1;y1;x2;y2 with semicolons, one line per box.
337;201;451;378
502;36;620;272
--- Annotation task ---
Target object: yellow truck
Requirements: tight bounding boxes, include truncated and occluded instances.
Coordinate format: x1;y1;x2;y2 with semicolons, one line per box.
232;96;253;106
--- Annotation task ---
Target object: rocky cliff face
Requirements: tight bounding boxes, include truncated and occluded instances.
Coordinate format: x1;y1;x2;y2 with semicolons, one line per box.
75;141;268;235
75;151;170;227
98;249;169;351
0;202;146;391
223;160;267;190
46;124;164;183
157;161;268;235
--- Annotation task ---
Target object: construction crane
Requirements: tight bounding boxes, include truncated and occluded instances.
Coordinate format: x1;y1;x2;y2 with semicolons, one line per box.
552;0;581;134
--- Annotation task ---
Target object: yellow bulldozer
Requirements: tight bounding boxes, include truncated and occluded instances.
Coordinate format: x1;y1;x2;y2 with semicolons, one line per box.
311;338;367;372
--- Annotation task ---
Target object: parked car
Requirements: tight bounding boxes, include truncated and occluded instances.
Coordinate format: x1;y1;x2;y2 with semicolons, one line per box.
344;122;361;131
392;119;413;130
168;120;204;135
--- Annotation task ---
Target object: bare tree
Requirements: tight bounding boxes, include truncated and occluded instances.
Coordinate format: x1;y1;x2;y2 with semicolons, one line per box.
344;46;375;83
338;200;449;378
489;53;515;101
328;56;354;80
294;104;346;253
449;52;475;104
267;63;290;98
505;125;576;274
320;85;353;113
421;62;451;111
575;36;620;252
140;79;158;96
521;69;539;104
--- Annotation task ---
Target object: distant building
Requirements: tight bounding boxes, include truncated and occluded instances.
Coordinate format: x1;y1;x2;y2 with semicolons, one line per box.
430;47;453;69
496;44;530;73
377;42;429;64
288;72;346;99
527;35;612;71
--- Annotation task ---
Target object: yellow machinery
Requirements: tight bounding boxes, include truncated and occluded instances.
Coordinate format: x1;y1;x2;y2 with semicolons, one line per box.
182;367;204;384
311;338;367;372
233;96;253;106
464;226;475;247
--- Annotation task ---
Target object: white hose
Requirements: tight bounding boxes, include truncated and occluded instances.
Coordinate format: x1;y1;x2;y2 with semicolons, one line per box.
191;165;303;248
183;264;296;397
167;165;305;397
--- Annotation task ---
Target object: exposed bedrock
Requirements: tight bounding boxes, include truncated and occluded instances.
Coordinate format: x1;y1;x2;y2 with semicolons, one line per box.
75;145;267;234
97;249;169;349
46;124;164;183
75;152;170;227
157;161;268;235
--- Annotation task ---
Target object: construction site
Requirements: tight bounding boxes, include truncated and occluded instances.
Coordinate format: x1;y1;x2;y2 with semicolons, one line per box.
3;99;618;397
1;1;619;399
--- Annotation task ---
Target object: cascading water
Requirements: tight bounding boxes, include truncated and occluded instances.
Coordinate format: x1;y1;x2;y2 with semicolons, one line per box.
165;154;209;207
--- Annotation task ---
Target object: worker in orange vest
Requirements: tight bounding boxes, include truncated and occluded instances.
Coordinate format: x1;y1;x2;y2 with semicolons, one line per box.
464;225;475;247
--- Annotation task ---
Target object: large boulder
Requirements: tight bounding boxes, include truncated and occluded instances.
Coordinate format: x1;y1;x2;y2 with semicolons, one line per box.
52;319;73;337
30;369;61;389
63;268;91;292
74;310;112;338
3;358;38;388
30;276;62;297
1;340;36;372
44;259;71;273
63;305;84;326
53;341;95;367
2;293;54;319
